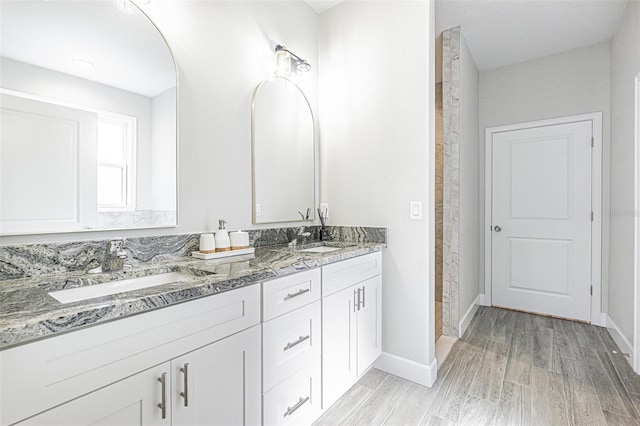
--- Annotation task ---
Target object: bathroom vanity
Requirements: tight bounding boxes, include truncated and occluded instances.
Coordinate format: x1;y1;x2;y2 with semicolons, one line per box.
0;240;383;426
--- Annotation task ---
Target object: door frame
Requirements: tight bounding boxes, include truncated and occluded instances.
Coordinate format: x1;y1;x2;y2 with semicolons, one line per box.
484;112;603;325
634;72;640;372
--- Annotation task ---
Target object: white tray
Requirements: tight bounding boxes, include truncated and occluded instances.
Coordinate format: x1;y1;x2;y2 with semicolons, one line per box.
191;247;255;260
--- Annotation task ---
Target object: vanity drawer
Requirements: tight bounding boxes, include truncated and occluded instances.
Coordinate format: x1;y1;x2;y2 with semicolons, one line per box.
263;300;321;391
262;268;321;321
263;364;322;426
322;252;382;296
0;284;260;426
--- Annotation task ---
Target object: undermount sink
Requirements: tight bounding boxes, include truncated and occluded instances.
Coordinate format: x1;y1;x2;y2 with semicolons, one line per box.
299;246;342;253
48;272;195;304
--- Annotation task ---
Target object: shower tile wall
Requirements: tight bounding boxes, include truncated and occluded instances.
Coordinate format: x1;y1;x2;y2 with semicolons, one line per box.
442;26;460;338
436;82;443;341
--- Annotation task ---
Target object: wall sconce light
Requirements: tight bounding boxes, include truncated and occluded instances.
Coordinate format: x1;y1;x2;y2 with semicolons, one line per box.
274;45;311;77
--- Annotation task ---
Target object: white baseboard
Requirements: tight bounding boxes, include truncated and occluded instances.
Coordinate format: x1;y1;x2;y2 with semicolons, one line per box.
373;352;437;387
605;314;634;362
458;294;483;338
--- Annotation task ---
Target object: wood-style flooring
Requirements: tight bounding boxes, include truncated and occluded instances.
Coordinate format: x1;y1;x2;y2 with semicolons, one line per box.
314;306;640;425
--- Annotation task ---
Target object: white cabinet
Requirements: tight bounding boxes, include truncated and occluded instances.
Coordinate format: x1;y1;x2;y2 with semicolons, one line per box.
1;285;261;426
356;275;382;375
171;325;261;426
15;326;262;426
16;363;170;426
322;252;382;410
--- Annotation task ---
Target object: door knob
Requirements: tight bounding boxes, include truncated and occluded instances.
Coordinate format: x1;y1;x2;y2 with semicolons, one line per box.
494;225;502;232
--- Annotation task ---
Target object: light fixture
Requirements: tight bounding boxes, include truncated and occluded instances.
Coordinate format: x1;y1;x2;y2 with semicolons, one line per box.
274;45;311;77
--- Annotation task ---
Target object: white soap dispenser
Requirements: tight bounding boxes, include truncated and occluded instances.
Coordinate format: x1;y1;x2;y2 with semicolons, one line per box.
215;219;231;252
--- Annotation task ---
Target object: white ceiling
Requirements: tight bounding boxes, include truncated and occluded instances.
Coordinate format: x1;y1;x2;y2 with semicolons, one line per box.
436;0;628;79
0;0;175;98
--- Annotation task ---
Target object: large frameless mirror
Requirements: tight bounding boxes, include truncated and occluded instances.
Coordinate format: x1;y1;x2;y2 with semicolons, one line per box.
0;0;177;235
251;77;315;224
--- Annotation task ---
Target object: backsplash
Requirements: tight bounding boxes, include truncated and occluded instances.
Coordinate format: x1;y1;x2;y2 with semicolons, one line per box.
0;226;386;281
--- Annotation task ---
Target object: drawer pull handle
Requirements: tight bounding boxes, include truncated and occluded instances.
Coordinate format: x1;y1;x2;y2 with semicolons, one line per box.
361;285;366;308
180;363;189;407
284;396;310;418
284;288;310;301
157;373;167;419
284;334;311;351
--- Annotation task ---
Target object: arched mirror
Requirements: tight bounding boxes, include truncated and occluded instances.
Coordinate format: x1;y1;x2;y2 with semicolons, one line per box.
252;77;315;224
0;0;177;235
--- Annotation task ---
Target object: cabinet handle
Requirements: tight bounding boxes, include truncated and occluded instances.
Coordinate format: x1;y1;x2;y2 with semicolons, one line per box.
361;285;366;309
180;363;189;407
354;289;359;312
284;396;310;418
283;334;310;351
284;288;310;300
157;373;167;419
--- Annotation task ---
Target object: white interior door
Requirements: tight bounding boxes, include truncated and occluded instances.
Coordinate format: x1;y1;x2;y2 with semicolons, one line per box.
491;120;592;321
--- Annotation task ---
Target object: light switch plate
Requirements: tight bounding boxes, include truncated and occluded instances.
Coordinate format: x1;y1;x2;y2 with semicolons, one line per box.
256;203;262;217
410;201;422;220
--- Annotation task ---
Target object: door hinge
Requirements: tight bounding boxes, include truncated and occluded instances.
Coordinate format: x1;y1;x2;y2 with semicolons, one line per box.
591;137;594;147
590;285;593;296
591;211;594;222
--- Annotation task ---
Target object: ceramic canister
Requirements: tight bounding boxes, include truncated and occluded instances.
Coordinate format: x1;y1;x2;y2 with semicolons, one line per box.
199;233;215;253
230;230;250;250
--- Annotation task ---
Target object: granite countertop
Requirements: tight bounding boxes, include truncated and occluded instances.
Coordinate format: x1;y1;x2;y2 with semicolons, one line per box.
0;242;385;350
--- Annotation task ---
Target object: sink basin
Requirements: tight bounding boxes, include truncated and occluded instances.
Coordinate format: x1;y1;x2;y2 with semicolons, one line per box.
299;246;342;253
48;272;194;304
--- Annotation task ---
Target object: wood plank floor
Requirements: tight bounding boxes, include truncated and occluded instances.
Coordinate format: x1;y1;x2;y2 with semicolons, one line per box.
314;306;640;425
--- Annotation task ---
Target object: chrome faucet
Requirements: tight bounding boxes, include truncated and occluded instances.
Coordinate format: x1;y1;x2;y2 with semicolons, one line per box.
102;239;127;272
287;227;312;248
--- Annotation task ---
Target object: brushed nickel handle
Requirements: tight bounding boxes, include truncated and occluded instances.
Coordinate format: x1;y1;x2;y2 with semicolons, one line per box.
157;373;167;419
180;363;189;407
354;289;358;312
494;225;502;232
361;286;365;309
284;396;310;418
284;335;310;351
284;288;310;301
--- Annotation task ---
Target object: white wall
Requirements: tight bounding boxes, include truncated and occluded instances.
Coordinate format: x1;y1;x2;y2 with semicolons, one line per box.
319;1;435;384
609;0;640;344
0;1;319;244
478;43;611;310
458;32;479;325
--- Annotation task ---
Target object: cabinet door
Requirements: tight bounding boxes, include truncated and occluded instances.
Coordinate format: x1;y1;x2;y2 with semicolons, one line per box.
357;275;382;375
321;285;357;410
171;325;261;426
16;363;171;426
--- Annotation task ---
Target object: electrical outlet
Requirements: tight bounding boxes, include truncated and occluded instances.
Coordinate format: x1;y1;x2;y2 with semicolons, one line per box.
255;203;262;217
319;203;329;219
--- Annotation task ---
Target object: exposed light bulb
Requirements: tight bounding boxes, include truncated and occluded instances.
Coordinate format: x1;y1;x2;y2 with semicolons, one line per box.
296;60;311;72
275;48;291;77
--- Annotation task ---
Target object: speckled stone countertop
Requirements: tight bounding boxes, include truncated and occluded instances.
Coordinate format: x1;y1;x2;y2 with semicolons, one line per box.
0;242;385;350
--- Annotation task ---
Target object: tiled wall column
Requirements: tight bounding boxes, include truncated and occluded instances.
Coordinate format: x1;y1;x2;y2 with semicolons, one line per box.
442;27;460;337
